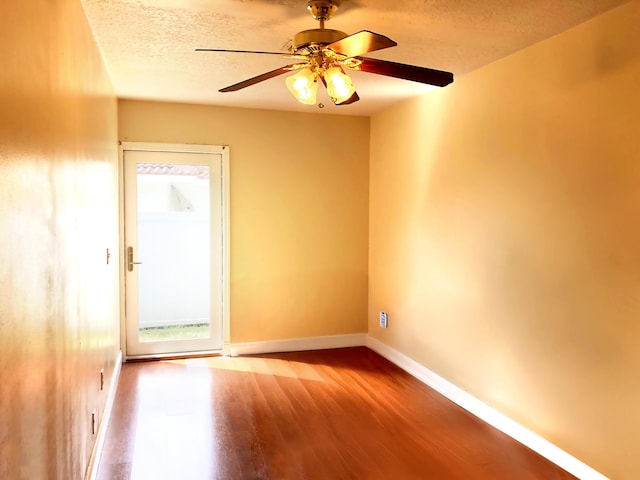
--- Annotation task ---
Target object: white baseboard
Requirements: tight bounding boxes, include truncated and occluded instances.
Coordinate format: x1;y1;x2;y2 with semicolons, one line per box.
85;350;123;480
227;333;367;356
365;336;608;480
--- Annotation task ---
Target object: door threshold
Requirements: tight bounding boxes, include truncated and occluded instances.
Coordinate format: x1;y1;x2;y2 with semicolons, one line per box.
125;350;224;362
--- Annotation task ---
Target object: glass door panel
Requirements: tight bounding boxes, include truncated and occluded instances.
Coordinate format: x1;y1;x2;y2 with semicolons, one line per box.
136;163;211;342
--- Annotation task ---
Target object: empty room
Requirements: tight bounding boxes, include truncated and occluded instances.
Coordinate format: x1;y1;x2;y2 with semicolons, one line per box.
1;1;639;479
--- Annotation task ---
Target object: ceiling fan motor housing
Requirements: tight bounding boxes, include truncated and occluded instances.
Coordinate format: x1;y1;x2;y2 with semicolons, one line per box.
293;28;348;54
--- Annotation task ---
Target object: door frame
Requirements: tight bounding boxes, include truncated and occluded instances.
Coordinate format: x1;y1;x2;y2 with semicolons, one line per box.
118;142;230;359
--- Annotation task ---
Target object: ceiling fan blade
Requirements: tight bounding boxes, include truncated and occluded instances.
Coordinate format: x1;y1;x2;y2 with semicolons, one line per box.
326;30;397;58
357;57;454;87
219;64;306;92
196;48;304;59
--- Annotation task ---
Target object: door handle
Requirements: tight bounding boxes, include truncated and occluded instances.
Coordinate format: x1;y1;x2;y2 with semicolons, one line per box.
127;246;142;272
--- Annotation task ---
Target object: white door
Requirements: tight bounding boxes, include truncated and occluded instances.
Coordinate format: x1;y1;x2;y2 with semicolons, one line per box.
122;143;227;358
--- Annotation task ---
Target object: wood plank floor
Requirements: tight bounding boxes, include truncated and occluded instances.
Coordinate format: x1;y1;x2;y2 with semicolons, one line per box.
97;347;577;480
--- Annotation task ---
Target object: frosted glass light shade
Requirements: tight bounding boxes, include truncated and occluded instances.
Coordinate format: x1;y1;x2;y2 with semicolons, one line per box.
325;66;356;104
285;68;319;105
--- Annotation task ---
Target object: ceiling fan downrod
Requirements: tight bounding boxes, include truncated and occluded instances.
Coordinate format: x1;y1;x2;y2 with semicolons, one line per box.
294;0;347;53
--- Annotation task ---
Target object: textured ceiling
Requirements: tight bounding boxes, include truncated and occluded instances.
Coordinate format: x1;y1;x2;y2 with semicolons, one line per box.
82;0;630;116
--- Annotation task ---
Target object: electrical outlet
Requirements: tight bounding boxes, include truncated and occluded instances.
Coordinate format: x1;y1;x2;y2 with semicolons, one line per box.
379;311;388;328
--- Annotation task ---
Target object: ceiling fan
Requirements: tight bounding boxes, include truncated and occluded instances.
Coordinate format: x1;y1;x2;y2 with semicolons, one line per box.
196;0;454;106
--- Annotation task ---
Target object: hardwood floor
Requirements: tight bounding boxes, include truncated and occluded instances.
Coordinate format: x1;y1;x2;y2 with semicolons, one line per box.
97;347;577;480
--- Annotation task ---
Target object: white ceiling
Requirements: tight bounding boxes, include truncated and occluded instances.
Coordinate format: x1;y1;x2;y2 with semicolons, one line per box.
82;0;630;116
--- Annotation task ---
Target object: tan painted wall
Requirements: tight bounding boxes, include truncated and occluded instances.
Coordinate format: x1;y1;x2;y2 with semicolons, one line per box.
119;101;369;343
369;1;640;478
0;1;120;479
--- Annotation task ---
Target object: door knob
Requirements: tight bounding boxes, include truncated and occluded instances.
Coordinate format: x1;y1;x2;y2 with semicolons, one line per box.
127;246;142;272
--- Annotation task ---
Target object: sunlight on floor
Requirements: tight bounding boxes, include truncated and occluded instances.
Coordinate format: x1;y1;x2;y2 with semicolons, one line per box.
165;356;324;382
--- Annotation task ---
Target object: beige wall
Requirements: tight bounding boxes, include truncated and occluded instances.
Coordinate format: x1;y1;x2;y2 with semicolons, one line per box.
4;0;635;476
369;1;640;478
0;1;120;478
119;101;370;343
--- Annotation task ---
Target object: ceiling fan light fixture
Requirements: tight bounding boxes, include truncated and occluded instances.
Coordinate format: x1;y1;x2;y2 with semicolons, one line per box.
285;68;319;105
324;66;356;104
200;0;454;107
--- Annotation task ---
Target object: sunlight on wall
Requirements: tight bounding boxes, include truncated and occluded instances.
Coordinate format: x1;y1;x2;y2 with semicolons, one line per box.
369;2;640;478
0;0;119;478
